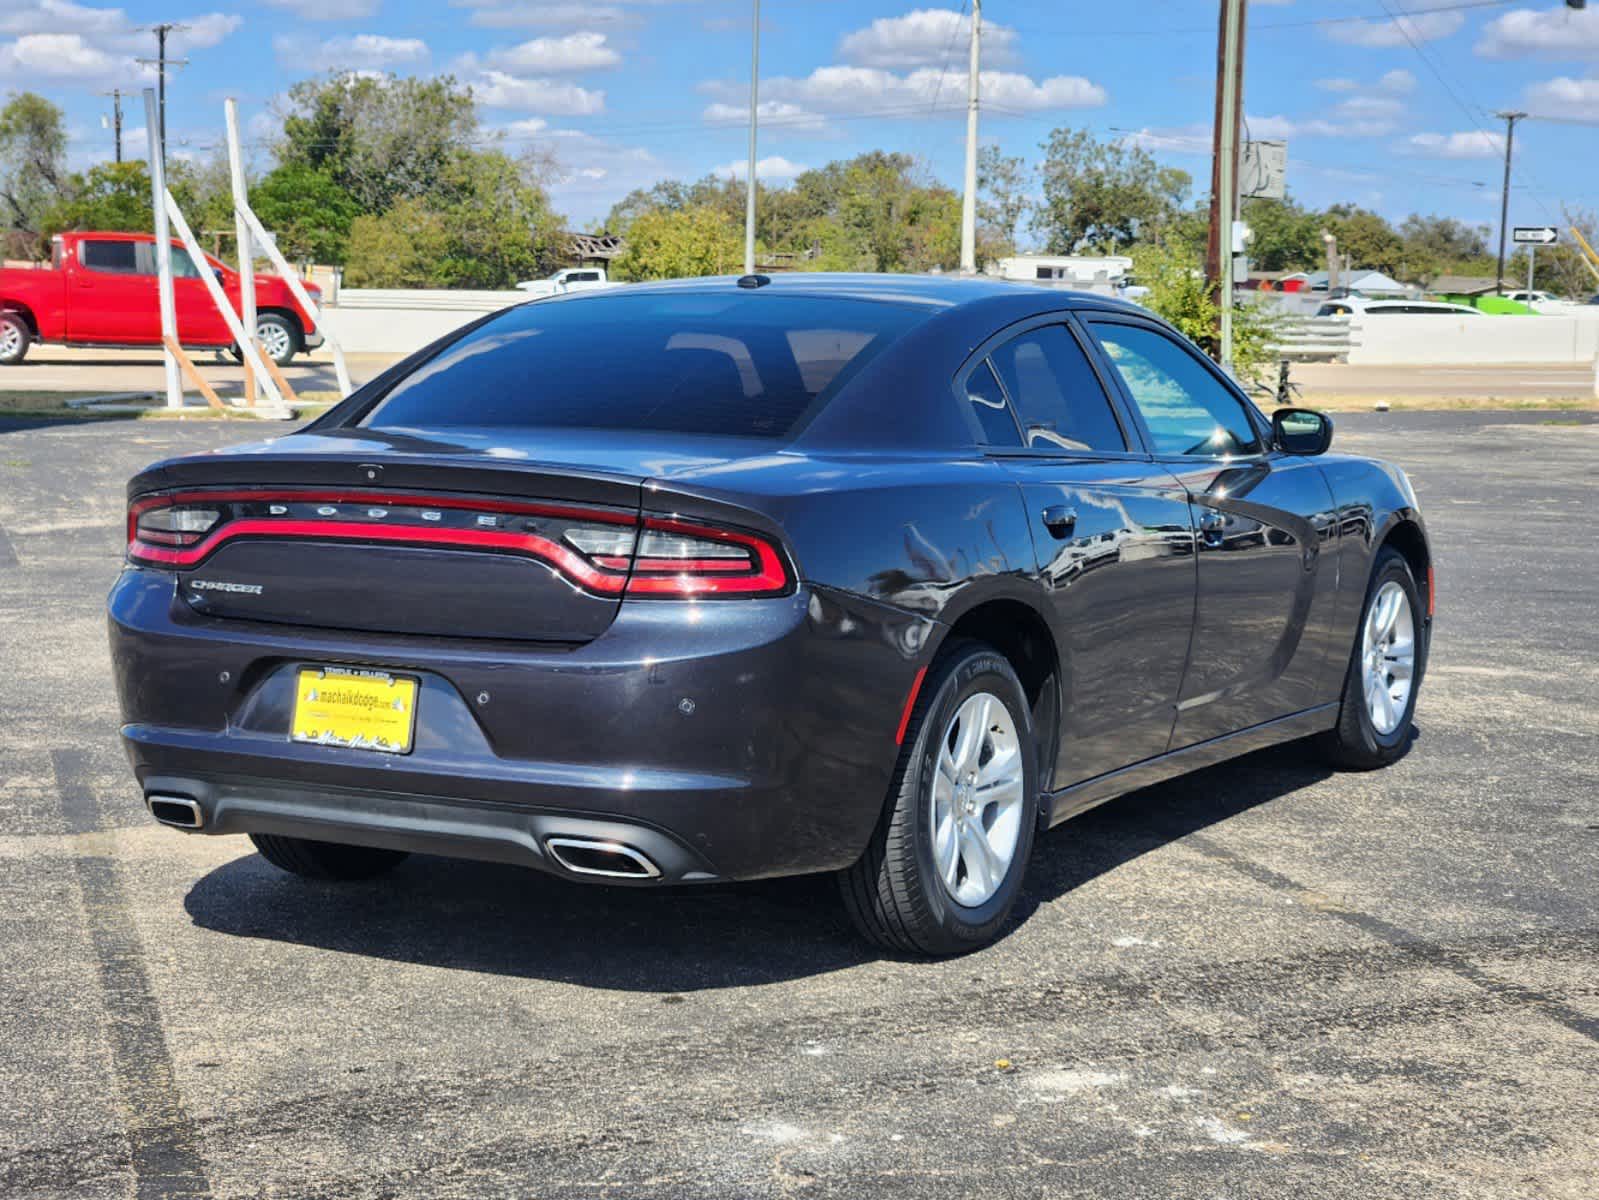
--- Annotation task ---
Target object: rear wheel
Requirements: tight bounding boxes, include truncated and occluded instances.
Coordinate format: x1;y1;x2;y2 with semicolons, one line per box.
230;312;299;367
249;833;408;880
0;312;31;365
1319;547;1426;769
840;640;1039;956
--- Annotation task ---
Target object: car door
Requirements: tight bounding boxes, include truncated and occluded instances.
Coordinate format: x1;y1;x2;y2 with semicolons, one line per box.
959;316;1197;788
1080;314;1339;749
167;243;234;346
68;239;156;343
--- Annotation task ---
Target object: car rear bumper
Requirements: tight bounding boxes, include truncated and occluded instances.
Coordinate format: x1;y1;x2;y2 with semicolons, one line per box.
109;567;933;882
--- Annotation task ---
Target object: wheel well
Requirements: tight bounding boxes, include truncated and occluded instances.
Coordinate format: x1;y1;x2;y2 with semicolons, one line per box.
942;599;1061;791
1381;520;1431;615
0;303;38;337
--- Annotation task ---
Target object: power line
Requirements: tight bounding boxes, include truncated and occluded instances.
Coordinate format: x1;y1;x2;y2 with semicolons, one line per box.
1008;0;1513;38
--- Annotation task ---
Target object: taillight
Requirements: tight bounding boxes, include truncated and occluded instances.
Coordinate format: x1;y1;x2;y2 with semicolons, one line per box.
126;490;791;599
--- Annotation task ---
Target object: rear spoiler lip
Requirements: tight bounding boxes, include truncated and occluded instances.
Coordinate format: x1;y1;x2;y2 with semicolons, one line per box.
126;451;647;513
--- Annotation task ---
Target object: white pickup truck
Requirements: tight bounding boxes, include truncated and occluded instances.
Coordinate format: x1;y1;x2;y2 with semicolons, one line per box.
514;267;618;297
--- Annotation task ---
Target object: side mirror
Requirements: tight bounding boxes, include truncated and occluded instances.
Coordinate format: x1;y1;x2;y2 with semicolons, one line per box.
1272;407;1333;456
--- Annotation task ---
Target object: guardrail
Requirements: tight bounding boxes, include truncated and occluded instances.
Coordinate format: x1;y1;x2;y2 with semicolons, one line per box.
1268;316;1355;362
331;289;526;313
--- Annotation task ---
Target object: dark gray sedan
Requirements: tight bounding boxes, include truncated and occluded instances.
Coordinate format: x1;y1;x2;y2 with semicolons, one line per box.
109;275;1431;954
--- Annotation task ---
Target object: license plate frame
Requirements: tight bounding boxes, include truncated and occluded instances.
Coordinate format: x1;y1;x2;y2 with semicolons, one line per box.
290;666;419;755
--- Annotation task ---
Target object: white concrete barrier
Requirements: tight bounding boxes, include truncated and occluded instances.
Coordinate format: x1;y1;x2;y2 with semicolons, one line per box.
320;289;528;354
1345;314;1599;366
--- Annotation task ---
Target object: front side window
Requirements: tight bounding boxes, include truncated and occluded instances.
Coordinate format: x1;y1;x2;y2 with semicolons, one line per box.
81;240;139;275
988;325;1126;453
1087;322;1262;457
129;244;204;278
361;292;924;440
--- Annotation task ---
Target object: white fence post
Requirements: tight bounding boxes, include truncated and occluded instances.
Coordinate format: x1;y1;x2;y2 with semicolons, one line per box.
142;89;182;409
224;98;260;407
163;189;292;418
238;207;353;398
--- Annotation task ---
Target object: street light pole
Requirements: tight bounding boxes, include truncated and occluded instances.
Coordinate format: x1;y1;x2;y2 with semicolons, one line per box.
1206;0;1246;370
744;0;760;276
1493;110;1526;295
959;0;982;274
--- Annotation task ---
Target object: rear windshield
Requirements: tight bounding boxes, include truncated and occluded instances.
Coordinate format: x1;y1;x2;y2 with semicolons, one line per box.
360;291;924;439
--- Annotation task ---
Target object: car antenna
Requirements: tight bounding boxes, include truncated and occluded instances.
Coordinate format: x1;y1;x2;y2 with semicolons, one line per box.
737;274;771;289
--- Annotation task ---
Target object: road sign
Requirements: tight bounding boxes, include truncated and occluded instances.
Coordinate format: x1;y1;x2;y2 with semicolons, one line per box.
1512;226;1559;245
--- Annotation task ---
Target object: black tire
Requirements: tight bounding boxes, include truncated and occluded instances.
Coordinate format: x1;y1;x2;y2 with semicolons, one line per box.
255;312;299;367
840;639;1040;956
0;311;31;366
249;833;408;880
1319;546;1427;770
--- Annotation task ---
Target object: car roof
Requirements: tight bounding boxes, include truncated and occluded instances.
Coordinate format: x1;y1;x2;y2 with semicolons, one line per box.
537;271;1149;316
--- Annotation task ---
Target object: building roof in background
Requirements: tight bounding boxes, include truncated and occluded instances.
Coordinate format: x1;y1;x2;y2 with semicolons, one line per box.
1303;269;1413;293
1429;275;1502;295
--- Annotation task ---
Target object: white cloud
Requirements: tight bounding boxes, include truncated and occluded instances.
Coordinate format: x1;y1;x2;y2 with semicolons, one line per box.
274;33;429;73
537;127;661;208
713;155;808;180
1400;130;1507;159
704;65;1105;118
703;100;831;134
481;31;620;73
0;0;125;38
1477;6;1599;59
261;0;379;19
1525;75;1599;117
838;9;1018;69
470;70;606;114
0;32;130;79
458;2;629;28
496;116;550;138
1325;11;1464;48
1314;69;1414;97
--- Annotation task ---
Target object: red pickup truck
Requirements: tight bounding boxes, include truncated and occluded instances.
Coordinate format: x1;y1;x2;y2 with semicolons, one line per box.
0;231;322;367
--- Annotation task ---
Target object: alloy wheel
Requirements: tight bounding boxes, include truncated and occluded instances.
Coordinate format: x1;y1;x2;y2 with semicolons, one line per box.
1362;580;1415;736
928;691;1026;908
258;319;292;363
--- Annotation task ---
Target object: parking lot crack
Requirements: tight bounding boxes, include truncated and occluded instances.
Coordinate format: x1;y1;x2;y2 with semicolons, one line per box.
49;747;214;1200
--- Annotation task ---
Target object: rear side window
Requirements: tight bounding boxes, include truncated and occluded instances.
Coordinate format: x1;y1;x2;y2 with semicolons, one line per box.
81;240;139;274
988;325;1126;452
964;360;1021;446
362;293;923;440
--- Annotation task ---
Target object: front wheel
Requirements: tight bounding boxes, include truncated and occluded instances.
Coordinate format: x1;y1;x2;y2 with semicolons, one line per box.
1319;546;1426;769
840;640;1040;956
230;313;299;367
0;312;31;365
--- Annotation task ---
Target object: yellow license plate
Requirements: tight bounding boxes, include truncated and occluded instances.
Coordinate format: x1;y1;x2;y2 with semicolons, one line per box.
291;667;418;754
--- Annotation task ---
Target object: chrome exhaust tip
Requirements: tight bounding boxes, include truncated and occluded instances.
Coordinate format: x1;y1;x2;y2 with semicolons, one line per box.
545;836;660;879
147;794;204;830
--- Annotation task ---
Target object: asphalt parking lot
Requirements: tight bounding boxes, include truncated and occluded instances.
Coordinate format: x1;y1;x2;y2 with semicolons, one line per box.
0;410;1595;1199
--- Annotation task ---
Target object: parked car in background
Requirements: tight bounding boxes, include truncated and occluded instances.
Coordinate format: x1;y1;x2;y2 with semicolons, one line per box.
514;267;618;297
0;232;322;366
1316;298;1483;318
111;275;1432;955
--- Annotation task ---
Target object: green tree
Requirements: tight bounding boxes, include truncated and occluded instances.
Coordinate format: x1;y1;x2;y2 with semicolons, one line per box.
280;73;480;214
0;92;69;250
430;148;564;286
977;144;1031;258
1240;197;1323;273
1130;233;1279;383
1034;127;1190;253
343;198;452;287
1324;205;1403;276
41;161;154;238
250;164;361;264
610;206;742;280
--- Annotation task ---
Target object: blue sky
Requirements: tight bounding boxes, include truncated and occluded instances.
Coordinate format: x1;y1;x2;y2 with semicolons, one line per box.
4;0;1597;237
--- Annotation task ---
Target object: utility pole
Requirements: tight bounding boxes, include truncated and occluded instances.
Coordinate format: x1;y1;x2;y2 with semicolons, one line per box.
1493;110;1526;295
101;90;124;163
137;24;188;171
1205;0;1246;370
959;0;982;274
1322;230;1339;294
743;0;760;276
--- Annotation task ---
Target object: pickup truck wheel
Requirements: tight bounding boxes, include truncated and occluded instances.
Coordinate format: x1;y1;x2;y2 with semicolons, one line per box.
255;312;298;366
0;312;31;365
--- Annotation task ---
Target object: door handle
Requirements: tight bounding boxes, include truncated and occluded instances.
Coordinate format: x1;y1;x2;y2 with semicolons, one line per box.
1199;510;1226;546
1041;505;1077;539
